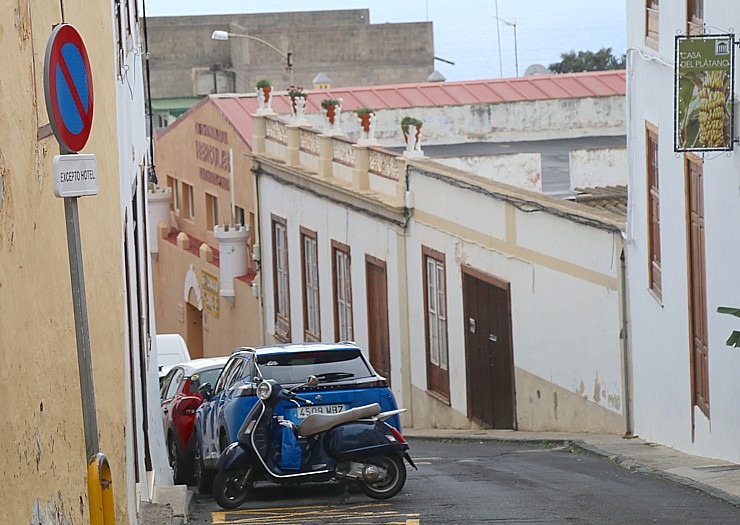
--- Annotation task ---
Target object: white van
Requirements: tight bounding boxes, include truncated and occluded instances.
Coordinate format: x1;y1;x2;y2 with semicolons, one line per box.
155;334;191;382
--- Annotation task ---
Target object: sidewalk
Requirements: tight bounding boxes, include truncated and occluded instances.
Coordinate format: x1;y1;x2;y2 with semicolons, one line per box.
404;428;740;508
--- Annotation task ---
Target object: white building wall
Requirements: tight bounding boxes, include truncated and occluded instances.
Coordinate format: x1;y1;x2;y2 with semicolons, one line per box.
627;0;740;462
569;147;628;189
114;3;172;515
407;171;625;430
304;97;626;147
434;153;542;192
257;175;409;408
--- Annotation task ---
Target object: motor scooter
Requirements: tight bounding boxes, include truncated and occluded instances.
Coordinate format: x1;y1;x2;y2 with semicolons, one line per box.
212;375;416;509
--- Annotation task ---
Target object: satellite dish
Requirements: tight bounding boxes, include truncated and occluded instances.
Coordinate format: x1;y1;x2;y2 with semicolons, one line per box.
524;64;550;76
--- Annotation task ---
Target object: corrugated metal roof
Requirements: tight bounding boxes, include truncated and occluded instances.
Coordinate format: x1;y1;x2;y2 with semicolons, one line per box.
160;70;625;146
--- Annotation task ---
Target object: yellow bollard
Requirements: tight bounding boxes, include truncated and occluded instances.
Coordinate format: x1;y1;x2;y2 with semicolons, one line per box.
88;453;114;524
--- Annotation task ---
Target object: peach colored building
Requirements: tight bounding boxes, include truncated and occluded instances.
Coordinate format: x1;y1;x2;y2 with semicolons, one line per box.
152;98;263;358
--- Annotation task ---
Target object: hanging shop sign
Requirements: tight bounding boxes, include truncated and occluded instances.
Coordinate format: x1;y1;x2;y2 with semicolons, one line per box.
675;34;735;152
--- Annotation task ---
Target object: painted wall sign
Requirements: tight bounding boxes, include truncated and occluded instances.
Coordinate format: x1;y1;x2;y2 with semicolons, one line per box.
44;24;94;153
201;270;220;318
675;34;734;152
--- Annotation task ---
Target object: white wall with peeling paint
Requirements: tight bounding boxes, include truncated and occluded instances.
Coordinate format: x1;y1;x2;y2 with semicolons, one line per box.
305;96;626;147
569;147;628;190
627;1;740;463
434;153;543;192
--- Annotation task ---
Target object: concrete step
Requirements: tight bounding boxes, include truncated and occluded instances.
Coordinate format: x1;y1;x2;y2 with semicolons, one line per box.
138;485;192;525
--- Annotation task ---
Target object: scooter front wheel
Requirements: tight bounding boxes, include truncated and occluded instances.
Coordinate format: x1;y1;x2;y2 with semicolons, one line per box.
213;467;254;509
360;454;407;500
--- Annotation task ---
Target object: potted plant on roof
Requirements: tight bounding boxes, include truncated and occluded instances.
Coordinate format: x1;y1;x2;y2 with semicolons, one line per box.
255;79;273;113
321;98;342;133
401;115;424;157
354;107;374;131
288;85;307;120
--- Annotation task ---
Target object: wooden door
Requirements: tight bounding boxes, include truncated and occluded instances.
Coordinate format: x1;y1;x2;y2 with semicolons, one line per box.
462;267;516;429
687;158;709;416
366;256;391;383
186;301;204;359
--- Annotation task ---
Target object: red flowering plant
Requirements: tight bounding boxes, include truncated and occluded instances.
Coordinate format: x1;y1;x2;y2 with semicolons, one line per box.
287;85;307;98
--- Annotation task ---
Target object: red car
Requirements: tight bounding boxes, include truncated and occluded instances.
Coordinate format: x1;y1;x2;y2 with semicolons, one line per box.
160;357;228;484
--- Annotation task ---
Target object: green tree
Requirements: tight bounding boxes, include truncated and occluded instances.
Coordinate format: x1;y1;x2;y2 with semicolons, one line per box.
548;47;626;74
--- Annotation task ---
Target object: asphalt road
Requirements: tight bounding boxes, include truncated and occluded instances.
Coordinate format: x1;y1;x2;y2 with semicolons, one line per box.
189;439;740;524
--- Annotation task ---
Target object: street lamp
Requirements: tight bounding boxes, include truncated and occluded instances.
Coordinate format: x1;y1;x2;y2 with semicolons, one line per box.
211;30;294;87
492;12;519;77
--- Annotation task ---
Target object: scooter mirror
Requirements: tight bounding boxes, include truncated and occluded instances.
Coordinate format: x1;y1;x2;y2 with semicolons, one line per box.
306;375;320;388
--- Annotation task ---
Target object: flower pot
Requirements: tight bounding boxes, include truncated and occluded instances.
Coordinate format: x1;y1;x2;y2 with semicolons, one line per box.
261;86;272;105
358;113;372;133
325;104;337;125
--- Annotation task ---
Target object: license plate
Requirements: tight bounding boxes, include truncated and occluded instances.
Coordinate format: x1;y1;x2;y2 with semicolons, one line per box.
297;404;346;419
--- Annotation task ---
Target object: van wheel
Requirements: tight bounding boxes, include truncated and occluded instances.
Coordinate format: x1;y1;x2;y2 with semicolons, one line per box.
194;428;214;494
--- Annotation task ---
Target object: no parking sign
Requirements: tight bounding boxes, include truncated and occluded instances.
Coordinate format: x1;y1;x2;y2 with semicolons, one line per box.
44;23;98;197
44;23;94;153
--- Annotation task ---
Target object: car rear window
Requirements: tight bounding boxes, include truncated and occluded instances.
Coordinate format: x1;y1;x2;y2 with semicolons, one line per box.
256;349;374;385
189;368;224;393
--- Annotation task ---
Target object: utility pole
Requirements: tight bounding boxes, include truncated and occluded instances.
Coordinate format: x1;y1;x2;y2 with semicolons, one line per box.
494;0;503;77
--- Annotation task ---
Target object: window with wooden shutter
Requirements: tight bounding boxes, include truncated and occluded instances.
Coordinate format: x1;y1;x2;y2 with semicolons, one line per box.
646;123;662;300
332;241;353;342
272;216;290;341
688;0;704;36
423;246;450;400
301;227;320;341
646;0;659;49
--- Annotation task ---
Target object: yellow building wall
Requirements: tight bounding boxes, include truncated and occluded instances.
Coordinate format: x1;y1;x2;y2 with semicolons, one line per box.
153;100;262;357
0;3;131;524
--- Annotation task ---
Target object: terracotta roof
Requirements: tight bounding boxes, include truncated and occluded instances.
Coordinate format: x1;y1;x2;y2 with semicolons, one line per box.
572;185;627;219
160;70;626;147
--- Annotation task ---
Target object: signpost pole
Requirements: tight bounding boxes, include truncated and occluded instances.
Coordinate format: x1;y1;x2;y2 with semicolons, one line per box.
45;23;114;522
64;195;99;460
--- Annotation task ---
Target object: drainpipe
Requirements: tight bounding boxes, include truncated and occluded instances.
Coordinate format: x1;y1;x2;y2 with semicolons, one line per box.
141;0;157;185
252;162;266;346
399;164;413;426
619;248;633;436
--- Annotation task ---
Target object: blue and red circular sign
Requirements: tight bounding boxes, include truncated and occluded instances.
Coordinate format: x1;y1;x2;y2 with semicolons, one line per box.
44;24;94;153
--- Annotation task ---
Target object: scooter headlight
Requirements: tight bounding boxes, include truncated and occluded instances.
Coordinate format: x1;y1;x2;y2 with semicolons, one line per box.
256;381;273;400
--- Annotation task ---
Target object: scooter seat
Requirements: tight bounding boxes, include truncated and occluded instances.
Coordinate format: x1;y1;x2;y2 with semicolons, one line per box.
298;403;381;437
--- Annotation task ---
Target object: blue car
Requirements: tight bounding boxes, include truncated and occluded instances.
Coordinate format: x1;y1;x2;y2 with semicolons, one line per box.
193;342;401;493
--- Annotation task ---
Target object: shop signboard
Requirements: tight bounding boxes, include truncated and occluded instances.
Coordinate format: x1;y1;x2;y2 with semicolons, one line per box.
675;34;734;152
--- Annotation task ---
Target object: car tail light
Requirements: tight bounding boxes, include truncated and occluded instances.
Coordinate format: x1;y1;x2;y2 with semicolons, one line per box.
176;398;201;416
354;378;388;389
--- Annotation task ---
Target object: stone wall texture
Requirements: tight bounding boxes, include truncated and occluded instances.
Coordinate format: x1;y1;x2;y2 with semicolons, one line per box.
146;9;435;99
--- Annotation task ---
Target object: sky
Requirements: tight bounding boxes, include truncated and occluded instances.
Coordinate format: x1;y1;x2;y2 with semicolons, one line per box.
144;0;627;82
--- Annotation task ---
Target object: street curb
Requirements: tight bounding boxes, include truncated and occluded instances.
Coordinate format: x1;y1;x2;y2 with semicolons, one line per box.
569;440;740;509
406;435;740;509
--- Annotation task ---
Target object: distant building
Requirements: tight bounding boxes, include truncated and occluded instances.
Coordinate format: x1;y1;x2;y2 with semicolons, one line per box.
150;72;631;432
146;9;434;127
